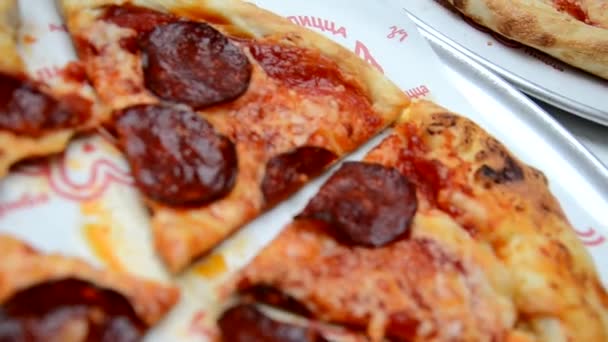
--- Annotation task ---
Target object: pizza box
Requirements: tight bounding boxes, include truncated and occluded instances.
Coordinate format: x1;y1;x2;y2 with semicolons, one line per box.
1;0;607;340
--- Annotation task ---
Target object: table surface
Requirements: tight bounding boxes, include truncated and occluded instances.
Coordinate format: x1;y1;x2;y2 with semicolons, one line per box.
534;99;608;168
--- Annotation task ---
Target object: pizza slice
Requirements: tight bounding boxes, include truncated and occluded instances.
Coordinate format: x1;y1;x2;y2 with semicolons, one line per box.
0;0;107;178
0;234;179;341
443;0;608;80
59;0;409;272
225;100;608;341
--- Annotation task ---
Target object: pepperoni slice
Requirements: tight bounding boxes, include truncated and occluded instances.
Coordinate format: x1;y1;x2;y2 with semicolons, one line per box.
218;304;325;342
238;285;313;318
299;162;417;247
142;22;251;109
249;43;353;94
0;74;90;137
262;147;337;207
114;104;237;206
0;278;145;342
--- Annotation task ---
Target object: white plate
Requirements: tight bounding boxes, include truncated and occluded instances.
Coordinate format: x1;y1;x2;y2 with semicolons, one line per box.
402;1;608;126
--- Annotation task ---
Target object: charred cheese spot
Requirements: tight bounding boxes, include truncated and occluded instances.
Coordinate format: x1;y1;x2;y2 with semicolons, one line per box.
474;137;525;187
386;311;420;341
539;240;574;269
475;156;525;186
432;112;459;127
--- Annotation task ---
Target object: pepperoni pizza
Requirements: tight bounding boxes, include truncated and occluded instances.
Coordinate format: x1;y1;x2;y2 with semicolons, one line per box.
224;100;608;341
0;0;106;178
443;0;608;80
0;234;179;341
3;0;608;340
58;0;409;273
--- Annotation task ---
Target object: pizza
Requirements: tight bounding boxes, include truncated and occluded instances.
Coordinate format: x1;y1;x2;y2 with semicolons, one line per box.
0;234;179;341
0;0;106;178
3;0;608;340
223;100;608;341
443;0;608;80
58;0;409;273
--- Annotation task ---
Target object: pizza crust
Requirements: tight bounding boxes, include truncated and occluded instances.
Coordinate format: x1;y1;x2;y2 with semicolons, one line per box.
60;0;410;273
0;234;179;326
446;0;608;80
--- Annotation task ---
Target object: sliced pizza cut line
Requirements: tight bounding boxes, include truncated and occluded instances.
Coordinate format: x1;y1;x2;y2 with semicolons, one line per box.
0;234;179;341
230;100;608;341
59;0;410;272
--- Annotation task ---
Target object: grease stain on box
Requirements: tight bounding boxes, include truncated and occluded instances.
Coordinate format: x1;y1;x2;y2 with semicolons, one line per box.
80;200;126;272
22;34;37;44
82;222;125;272
194;254;228;278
